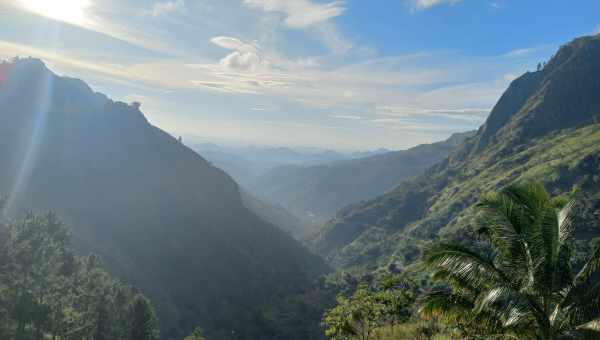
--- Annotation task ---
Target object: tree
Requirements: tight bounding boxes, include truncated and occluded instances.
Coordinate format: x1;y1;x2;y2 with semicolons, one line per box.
375;275;415;332
0;211;161;339
130;296;160;340
323;284;384;340
184;327;206;340
421;182;600;339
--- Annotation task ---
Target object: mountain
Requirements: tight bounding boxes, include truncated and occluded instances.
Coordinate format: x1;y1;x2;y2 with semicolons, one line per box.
192;143;388;188
248;131;474;223
240;190;310;238
0;58;329;340
311;34;600;270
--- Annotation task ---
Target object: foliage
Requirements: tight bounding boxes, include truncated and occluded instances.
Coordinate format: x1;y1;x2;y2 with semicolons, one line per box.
184;327;206;340
0;211;160;339
370;320;456;340
323;274;417;340
421;183;600;339
324;284;384;340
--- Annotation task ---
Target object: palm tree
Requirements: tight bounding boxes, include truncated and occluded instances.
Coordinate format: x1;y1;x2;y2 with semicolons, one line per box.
420;183;600;339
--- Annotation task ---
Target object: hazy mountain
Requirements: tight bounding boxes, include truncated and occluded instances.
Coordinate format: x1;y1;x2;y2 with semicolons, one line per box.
311;34;600;270
192;143;388;188
240;190;310;238
248;131;474;223
0;58;329;340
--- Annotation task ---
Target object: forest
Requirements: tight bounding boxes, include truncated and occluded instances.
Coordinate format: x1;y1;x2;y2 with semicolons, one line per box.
0;206;162;339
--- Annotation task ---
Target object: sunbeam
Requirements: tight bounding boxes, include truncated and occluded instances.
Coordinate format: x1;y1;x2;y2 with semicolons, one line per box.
19;0;91;26
2;66;54;218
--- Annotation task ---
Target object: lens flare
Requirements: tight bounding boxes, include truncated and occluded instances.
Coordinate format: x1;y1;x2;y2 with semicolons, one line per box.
20;0;91;26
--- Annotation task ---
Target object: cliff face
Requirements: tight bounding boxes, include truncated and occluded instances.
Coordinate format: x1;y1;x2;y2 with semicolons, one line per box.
459;34;600;158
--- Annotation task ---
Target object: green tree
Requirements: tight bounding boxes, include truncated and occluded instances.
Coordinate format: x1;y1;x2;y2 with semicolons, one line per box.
374;275;415;333
421;183;600;339
0;210;161;339
323;284;384;340
184;327;206;340
131;296;160;340
1;212;73;339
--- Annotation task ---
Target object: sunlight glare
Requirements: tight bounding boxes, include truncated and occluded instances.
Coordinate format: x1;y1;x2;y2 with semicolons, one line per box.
21;0;91;26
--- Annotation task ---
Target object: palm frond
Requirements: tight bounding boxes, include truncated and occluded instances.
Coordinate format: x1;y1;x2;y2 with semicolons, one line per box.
558;200;576;244
419;289;474;320
424;243;510;290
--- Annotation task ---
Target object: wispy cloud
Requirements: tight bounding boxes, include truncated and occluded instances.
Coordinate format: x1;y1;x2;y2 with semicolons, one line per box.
501;47;538;58
376;106;490;121
243;0;345;28
412;0;463;10
151;0;186;17
329;114;365;120
243;0;351;53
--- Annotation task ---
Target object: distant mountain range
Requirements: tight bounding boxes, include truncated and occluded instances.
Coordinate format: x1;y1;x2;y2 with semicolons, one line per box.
0;58;329;340
247;131;474;224
192;142;388;188
310;34;600;271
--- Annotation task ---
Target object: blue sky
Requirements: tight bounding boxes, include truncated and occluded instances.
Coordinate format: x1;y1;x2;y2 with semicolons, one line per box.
0;0;598;150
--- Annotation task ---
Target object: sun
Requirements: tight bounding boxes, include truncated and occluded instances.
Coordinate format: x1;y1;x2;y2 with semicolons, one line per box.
21;0;91;26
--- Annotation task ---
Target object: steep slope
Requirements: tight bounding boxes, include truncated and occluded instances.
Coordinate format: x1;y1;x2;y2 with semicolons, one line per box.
240;189;310;238
0;58;329;340
249;131;474;222
312;34;600;270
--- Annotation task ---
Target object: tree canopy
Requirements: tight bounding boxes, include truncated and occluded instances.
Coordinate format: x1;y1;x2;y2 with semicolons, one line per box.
0;211;161;340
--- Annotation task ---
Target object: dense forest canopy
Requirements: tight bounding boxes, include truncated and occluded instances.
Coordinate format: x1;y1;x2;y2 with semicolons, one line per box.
0;209;160;339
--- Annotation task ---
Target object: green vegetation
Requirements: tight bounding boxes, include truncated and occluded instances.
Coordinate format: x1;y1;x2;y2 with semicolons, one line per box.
422;183;600;339
313;33;600;273
0;211;160;339
323;274;416;340
322;183;600;340
183;327;206;340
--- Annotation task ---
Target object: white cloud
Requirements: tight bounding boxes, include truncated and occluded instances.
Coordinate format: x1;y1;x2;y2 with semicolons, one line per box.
151;0;185;17
501;47;537;58
243;0;346;28
210;37;269;73
413;0;463;10
210;37;258;53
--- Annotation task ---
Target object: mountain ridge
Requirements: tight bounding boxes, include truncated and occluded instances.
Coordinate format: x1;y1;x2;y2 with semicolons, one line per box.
311;34;600;270
0;57;329;340
249;130;475;224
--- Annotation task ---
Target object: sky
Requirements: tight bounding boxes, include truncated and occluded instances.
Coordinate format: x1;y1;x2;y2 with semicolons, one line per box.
0;0;598;151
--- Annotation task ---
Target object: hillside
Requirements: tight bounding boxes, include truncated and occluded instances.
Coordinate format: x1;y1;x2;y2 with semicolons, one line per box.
193;143;388;189
249;131;474;222
0;58;329;340
311;34;600;270
240;189;310;238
